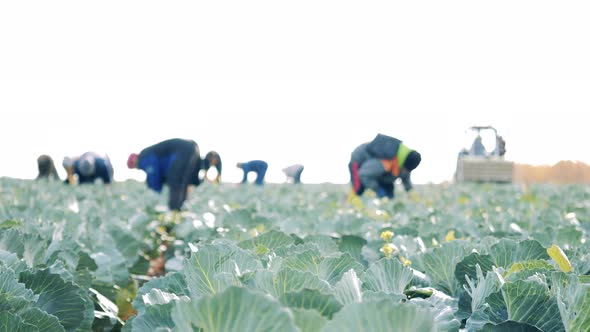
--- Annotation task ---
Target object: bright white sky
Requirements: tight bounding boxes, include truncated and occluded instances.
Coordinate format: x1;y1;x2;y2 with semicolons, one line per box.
1;1;589;185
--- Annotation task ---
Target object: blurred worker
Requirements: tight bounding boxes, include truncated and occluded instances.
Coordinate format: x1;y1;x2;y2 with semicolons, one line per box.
36;154;60;180
236;160;268;186
470;134;487;156
349;133;421;199
495;135;506;157
127;138;201;211
282;164;304;184
63;152;114;185
202;151;222;184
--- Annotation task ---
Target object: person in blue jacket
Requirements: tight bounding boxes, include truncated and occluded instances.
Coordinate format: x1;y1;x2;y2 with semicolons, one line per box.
236;160;268;186
127;138;201;211
202;151;222;184
349;134;421;199
63;152;114;185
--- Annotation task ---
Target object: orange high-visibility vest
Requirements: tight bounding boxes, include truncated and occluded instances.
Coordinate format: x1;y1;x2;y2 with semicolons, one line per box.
381;158;400;176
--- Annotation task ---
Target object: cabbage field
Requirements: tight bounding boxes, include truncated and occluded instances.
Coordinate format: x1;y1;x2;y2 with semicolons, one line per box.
1;177;589;332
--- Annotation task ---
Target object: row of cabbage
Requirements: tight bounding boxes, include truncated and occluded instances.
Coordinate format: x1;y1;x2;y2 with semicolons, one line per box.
0;178;589;331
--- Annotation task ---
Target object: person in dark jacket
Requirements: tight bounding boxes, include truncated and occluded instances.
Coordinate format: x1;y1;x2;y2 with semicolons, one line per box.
495;135;506;157
36;155;60;180
237;160;268;186
63;152;114;185
282;164;304;184
202;151;222;184
349;134;421;199
127;138;201;211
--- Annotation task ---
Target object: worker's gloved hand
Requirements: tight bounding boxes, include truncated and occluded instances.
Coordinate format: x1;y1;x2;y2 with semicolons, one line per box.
346;189;357;203
171;210;181;223
346;189;364;209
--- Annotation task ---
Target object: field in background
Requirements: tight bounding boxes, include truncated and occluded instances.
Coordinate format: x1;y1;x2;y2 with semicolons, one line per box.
514;160;590;184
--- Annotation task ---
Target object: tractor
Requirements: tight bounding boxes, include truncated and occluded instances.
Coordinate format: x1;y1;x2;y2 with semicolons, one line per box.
455;126;514;183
